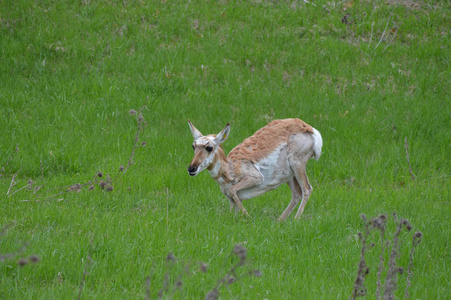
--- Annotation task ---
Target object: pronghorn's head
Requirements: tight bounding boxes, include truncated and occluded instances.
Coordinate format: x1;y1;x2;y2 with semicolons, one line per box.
187;120;230;176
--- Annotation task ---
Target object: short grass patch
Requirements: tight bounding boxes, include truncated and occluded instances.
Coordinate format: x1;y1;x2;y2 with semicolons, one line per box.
1;0;450;298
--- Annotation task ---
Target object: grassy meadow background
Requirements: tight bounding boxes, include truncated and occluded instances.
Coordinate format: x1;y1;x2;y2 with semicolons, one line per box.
1;0;450;298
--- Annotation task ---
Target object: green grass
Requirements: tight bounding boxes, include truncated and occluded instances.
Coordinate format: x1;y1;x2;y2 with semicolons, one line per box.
1;0;450;298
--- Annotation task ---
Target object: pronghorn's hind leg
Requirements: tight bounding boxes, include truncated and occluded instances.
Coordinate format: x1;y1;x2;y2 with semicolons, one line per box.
278;178;302;221
287;133;314;219
294;169;312;219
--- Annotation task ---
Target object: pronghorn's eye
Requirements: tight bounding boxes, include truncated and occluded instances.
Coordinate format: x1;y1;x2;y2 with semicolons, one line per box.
206;146;213;152
192;145;195;151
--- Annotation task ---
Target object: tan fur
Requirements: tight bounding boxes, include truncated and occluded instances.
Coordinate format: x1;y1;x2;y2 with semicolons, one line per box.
191;148;208;168
228;119;313;163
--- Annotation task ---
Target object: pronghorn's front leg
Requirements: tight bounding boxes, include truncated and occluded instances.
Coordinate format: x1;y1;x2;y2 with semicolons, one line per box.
229;179;255;217
229;163;263;217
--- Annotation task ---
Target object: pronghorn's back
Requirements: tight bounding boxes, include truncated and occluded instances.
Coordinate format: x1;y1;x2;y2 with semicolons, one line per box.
228;118;318;163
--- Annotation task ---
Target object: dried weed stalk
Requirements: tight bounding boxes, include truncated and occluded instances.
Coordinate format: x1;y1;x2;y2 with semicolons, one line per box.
383;216;412;300
205;244;261;300
6;169;21;196
152;253;193;300
0;144;19;179
404;137;416;181
146;244;261;300
350;214;372;299
8;107;148;201
375;215;388;299
125;105;148;173
0;223;40;268
404;231;423;298
350;213;422;300
78;234;94;300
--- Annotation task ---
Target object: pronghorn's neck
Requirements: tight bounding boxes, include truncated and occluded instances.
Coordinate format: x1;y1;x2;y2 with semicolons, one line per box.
207;146;232;183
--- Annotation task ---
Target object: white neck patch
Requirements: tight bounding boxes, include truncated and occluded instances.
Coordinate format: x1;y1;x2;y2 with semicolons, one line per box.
208;159;221;179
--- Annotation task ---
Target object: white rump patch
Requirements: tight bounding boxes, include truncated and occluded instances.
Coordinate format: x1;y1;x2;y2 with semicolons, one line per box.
311;128;323;160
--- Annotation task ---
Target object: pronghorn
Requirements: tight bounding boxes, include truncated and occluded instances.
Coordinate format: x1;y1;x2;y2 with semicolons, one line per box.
187;118;322;221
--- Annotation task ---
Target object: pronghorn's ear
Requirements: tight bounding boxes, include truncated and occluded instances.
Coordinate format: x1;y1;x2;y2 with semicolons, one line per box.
215;123;230;144
188;119;203;140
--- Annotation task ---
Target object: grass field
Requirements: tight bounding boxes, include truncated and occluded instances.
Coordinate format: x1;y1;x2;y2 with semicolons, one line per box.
1;0;450;299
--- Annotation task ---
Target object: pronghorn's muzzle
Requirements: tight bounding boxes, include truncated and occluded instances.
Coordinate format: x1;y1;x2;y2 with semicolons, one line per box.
188;166;198;176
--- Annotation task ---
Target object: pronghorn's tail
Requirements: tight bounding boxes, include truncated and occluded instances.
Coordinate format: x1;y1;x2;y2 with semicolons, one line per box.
311;128;323;161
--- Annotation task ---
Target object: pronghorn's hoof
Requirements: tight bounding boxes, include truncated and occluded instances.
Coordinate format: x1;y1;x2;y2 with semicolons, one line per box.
239;209;250;217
